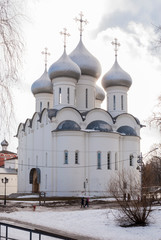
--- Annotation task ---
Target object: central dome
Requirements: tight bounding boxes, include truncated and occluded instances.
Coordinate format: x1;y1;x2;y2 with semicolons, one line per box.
48;50;81;80
69;39;102;79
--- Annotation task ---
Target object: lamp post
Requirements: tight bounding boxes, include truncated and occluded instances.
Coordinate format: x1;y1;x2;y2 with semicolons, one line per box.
2;177;8;205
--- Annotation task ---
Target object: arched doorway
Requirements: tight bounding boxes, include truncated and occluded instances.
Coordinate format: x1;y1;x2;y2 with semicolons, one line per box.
29;168;41;193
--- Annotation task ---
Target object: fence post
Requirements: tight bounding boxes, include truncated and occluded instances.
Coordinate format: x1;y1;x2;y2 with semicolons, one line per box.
6;225;8;240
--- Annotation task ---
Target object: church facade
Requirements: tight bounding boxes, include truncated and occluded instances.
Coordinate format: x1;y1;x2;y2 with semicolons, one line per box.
16;14;142;197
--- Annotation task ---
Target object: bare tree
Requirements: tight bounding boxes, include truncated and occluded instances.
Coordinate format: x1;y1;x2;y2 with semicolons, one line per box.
0;0;24;136
148;95;161;132
143;145;161;193
109;171;152;226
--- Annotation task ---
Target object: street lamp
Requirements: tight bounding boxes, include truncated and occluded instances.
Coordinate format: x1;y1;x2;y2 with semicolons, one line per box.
2;177;8;205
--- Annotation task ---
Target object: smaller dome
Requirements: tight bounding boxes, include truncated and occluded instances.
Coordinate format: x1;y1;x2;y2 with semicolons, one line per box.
117;126;137;136
48;50;81;80
1;139;8;147
86;120;112;132
56;120;81;131
69;39;102;79
95;85;105;101
31;69;53;95
102;60;132;89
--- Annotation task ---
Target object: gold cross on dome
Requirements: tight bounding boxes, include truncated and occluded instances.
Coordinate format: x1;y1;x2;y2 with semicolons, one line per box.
74;11;88;37
41;47;50;70
111;38;120;60
60;28;70;49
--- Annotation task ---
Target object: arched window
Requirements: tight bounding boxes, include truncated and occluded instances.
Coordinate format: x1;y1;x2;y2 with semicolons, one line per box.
47;101;50;109
113;95;116;110
45;152;48;167
59;88;62;104
121;95;124;110
107;152;111;170
40;102;42;112
75;151;79;164
86;88;88;108
130;154;134;166
97;151;101;169
64;150;68;164
45;174;47;189
28;158;30;170
67;88;70;104
36;155;38;167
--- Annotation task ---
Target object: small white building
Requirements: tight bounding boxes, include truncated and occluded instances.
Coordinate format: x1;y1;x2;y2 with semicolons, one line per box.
16;16;142;197
0;140;18;196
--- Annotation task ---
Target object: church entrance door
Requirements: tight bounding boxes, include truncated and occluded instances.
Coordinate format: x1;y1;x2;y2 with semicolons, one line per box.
32;169;39;193
29;168;41;193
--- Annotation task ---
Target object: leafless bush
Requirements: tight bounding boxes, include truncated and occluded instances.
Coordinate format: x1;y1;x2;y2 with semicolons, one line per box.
109;171;152;226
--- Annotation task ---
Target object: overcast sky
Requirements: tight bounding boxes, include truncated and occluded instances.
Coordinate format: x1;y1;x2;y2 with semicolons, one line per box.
8;0;161;155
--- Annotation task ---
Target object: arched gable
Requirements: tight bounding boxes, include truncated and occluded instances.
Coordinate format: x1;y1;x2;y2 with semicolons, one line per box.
24;119;31;133
54;107;83;130
115;113;141;136
30;112;40;130
15;123;25;138
84;109;113;128
39;108;49;124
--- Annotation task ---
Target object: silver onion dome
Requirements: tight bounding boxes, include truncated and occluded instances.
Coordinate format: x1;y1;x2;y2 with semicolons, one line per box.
31;69;53;95
69;39;102;79
1;139;9;147
102;60;132;89
95;84;105;101
48;50;81;80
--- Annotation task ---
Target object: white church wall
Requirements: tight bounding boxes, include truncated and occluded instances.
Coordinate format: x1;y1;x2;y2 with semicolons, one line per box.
52;131;85;196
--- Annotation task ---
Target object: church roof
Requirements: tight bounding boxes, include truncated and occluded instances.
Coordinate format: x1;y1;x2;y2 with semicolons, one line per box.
95;85;105;101
69;39;102;79
31;69;53;95
0;150;18;167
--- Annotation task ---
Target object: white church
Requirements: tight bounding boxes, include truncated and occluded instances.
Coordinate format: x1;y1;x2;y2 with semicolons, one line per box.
16;13;142;197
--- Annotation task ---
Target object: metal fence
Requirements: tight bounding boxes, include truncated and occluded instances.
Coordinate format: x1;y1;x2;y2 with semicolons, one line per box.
0;222;76;240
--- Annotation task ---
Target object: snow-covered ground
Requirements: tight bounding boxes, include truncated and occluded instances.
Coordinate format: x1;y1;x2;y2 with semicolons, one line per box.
0;202;161;240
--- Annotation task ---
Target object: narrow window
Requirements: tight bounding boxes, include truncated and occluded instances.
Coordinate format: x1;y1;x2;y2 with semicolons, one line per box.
107;152;111;170
40;102;42;112
28;158;30;170
121;95;123;110
115;153;118;170
45;174;47;189
47;101;50;109
130;154;134;166
75;151;79;164
36;155;38;167
86;88;88;108
113;95;116;110
67;88;70;104
45;152;48;167
64;151;68;164
97;151;101;169
59;88;62;104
